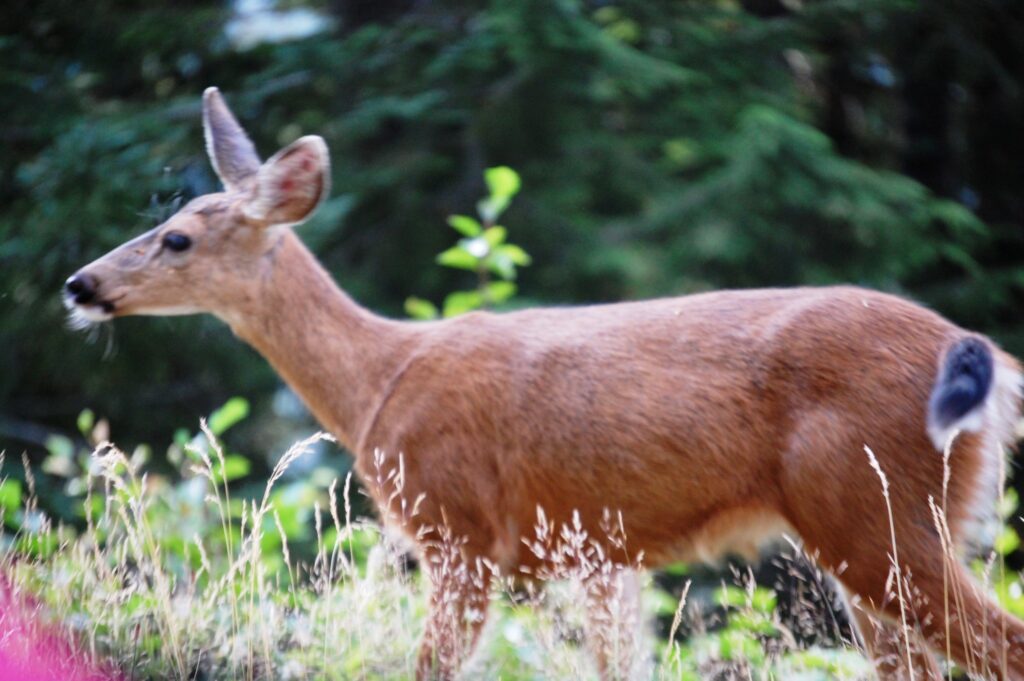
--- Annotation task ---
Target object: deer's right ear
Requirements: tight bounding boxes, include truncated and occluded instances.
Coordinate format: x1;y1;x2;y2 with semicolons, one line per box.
203;87;261;191
244;136;330;227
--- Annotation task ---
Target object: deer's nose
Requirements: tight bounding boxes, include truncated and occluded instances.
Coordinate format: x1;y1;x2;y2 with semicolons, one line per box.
65;273;97;304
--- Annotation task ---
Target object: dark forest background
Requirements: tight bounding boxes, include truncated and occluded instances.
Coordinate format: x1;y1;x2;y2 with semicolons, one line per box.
2;0;1024;536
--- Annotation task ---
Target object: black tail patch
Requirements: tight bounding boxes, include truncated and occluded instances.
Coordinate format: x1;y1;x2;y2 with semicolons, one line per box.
928;336;994;431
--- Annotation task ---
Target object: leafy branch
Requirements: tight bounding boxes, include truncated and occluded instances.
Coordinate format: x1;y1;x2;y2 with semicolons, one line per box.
405;166;531;319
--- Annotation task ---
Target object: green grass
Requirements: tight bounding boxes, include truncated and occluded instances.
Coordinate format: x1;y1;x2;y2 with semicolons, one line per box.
3;414;1020;679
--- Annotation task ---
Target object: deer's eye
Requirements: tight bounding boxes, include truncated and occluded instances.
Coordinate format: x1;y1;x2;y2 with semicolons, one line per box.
162;232;192;252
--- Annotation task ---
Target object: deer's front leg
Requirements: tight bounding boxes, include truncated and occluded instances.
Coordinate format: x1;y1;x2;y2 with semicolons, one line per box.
583;566;646;681
416;546;492;681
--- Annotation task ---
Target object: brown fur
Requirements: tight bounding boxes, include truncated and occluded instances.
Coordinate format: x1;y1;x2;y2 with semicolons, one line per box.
68;88;1024;680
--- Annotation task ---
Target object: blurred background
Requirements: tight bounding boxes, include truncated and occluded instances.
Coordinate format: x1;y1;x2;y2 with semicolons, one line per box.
2;0;1024;550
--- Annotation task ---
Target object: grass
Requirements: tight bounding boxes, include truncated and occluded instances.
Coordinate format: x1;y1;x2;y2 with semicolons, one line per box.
2;418;1021;679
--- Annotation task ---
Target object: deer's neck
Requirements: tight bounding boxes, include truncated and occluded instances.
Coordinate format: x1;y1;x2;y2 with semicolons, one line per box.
228;230;416;451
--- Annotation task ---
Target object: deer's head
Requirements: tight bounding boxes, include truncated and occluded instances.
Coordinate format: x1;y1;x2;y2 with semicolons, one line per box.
64;87;330;329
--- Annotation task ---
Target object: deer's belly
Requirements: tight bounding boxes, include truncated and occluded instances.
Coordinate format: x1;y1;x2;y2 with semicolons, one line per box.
487;505;793;577
641;506;793;566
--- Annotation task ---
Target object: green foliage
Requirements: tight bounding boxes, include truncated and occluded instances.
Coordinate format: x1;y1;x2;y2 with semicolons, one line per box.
4;0;1023;466
2;398;339;574
660;582;871;679
974;488;1024;619
716;584;778;614
405;166;531;320
628;104;986;289
207;396;250;437
0;480;22;516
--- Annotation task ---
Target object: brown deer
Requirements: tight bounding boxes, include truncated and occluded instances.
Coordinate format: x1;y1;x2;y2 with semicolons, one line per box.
66;87;1024;680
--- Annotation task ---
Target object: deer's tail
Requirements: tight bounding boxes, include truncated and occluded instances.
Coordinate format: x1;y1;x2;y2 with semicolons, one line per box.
927;336;995;450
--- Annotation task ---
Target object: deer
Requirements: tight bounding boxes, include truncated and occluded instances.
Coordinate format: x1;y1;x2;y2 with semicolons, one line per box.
64;87;1024;680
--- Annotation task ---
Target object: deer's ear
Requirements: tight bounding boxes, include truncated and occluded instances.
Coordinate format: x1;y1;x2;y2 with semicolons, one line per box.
203;87;261;191
245;136;330;226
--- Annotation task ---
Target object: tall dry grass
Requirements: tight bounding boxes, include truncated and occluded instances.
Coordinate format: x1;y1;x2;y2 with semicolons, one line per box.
8;426;976;679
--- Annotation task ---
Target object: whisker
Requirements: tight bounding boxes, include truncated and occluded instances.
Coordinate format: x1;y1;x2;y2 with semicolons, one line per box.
102;322;117;359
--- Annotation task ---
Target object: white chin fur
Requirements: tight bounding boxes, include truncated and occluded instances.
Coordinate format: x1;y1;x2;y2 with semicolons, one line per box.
64;300;113;330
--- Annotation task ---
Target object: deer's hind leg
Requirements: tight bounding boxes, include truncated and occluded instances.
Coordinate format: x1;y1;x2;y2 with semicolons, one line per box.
781;417;1024;679
842;559;1024;680
841;587;944;680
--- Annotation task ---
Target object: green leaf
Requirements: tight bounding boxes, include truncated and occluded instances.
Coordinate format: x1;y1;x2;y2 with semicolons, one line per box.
436;246;480;271
662;137;701;169
212;454;252;485
80;495;104;523
477;197;508;223
208;397;249;436
15;531;59;558
77;409;95;437
646;587;682;617
0;479;23;511
730;612;778;635
485;281;516;303
716;585;776;613
43;452;76;477
442;290;483;317
663;562;689;577
717;585;747;608
404;296;439;320
992;570;1024;617
462;236;491;258
485;166;521;201
995;526;1021;556
340;527;379;568
447;214;482;237
497;244;532;266
45;434;74;459
482;226;507;247
173;428;191;449
751;587;777;614
485;252;517;280
999;488;1019;520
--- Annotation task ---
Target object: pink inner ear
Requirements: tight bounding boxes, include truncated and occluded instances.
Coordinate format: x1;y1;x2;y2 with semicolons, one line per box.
280;178;295;193
301;158;313;172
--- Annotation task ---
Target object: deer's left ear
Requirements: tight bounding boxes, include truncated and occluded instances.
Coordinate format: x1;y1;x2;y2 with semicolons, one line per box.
245;136;330;226
203;87;261;191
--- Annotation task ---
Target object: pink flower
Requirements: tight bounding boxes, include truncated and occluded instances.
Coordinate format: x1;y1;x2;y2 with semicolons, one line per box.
0;578;120;681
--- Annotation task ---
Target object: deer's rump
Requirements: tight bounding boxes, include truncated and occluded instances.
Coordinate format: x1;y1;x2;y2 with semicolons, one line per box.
358;285;1018;571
